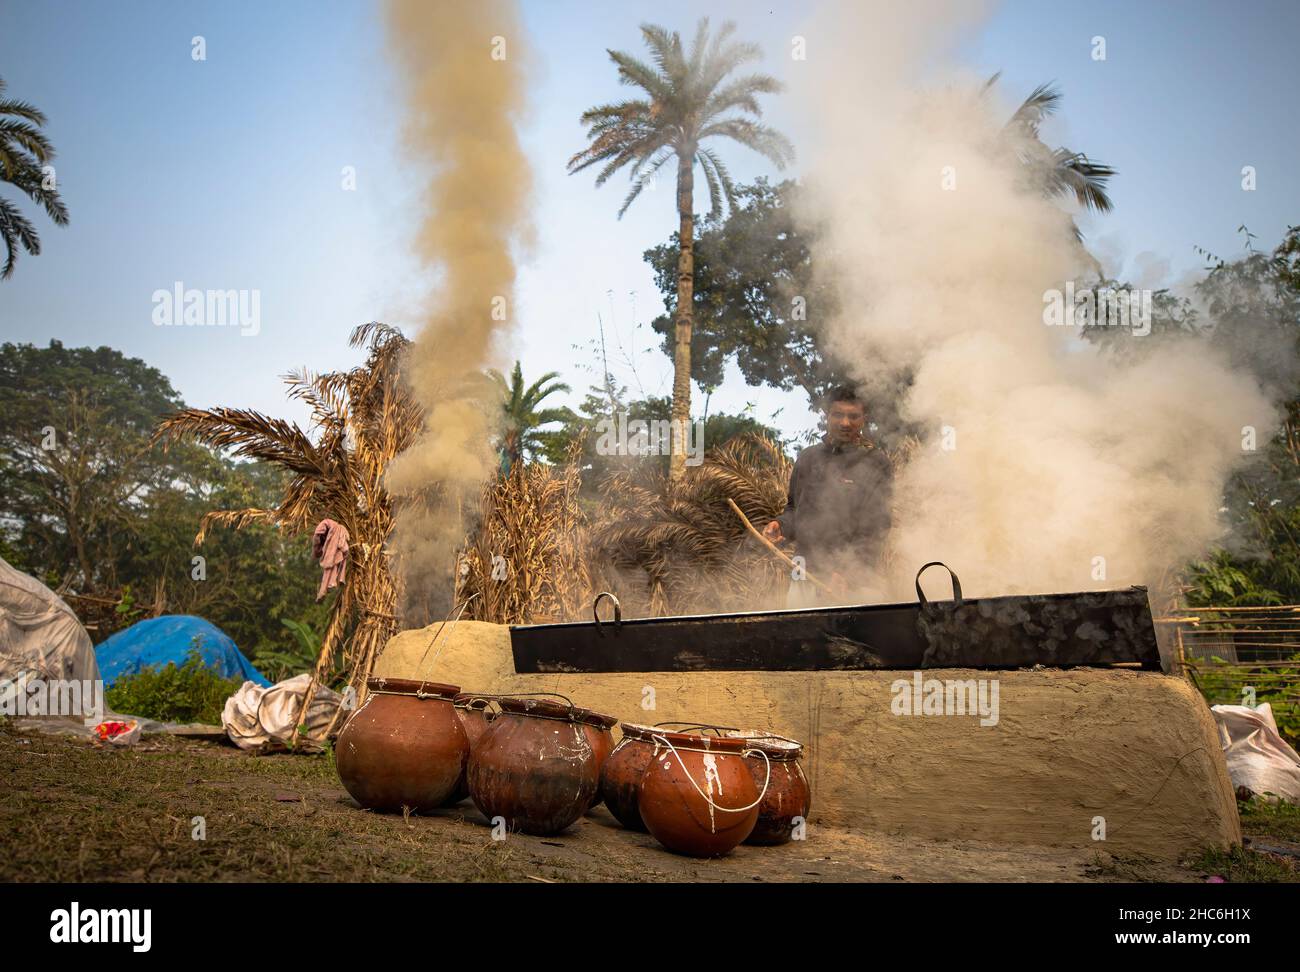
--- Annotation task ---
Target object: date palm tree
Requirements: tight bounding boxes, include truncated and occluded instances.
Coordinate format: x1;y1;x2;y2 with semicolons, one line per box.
487;361;574;472
0;77;69;279
988;74;1116;240
569;19;792;481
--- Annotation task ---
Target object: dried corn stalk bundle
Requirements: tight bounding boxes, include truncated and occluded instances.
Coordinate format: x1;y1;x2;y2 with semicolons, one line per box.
456;455;596;625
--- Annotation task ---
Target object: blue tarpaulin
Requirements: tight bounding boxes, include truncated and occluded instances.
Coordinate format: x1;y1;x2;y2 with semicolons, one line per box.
95;615;271;689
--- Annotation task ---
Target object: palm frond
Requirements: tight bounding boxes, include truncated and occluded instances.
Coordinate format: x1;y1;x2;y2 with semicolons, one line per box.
617;147;675;218
0;195;40;279
590;432;793;612
698;118;794;168
702;73;782;121
1002;80;1061;136
639;23;686;79
194;508;278;545
155;407;325;474
609;49;671;100
697;147;738;220
571;20;788;221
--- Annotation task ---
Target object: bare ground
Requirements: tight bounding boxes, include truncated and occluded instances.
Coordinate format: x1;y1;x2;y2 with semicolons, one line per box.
2;721;1292;883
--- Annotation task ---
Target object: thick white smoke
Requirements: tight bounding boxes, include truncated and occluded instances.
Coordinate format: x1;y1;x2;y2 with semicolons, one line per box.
796;0;1277;601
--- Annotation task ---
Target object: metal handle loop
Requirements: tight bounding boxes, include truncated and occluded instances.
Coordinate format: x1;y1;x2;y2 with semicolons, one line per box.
915;562;963;607
593;591;622;636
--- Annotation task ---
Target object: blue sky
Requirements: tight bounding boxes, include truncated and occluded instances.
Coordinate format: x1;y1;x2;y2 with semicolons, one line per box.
1;0;1297;439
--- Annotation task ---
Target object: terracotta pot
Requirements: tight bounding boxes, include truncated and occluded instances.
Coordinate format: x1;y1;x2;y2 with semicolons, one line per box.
600;723;657;830
468;697;599;836
335;678;467;812
638;730;761;857
442;694;496;807
729;733;811;846
574;706;618;810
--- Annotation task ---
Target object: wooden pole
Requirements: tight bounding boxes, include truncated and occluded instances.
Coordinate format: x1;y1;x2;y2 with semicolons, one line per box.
725;498;834;595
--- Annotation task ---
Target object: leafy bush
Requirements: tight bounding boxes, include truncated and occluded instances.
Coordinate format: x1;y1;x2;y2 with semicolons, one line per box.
250;618;319;684
1185;552;1287;607
104;644;243;725
1190;654;1300;745
250;617;349;690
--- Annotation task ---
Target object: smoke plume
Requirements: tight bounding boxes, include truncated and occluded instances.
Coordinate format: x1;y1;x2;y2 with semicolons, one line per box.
796;0;1278;603
382;0;533;620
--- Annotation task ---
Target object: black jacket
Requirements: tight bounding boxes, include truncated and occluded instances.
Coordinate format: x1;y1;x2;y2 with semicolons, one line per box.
775;437;892;570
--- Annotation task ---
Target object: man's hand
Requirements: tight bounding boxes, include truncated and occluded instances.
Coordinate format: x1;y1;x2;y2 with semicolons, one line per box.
762;519;785;544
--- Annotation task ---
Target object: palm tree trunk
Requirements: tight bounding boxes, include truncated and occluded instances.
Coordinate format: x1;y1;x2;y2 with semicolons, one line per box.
669;151;695;482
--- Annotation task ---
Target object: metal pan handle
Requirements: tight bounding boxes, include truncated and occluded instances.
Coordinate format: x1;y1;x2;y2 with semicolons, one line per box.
915;562;963;607
593;591;622;637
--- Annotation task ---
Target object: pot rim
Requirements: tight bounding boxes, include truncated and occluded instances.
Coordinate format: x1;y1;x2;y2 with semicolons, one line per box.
572;706;618;730
618;722;658;741
648;729;747;754
497;697;580;722
365;677;459;700
723;729;803;759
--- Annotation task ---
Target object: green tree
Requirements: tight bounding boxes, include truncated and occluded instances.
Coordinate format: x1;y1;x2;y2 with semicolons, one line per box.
0;77;69;279
644;179;845;411
0;340;187;588
1186;227;1300;605
637;78;1113;429
118;457;330;662
568;18;792;482
0;339;328;659
1074;227;1300;605
1075;284;1202;355
486;362;575;472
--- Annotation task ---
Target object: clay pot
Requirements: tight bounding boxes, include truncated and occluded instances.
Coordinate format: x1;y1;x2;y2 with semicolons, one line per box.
442;694;496;806
600;723;657;830
574;706;618;810
729;732;811;846
638;730;762;857
468;697;599;836
335;678;467;812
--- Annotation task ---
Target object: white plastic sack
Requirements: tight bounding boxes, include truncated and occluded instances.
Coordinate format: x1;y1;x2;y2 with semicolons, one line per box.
0;556;99;685
1211;703;1300;804
222;673;343;752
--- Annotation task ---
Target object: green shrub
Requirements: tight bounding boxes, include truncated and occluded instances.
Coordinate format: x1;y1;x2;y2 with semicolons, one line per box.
250;617;320;685
1190;654;1300;745
251;617;348;690
104;643;243;725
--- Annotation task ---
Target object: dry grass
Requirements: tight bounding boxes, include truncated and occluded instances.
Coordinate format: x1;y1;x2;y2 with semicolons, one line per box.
0;723;548;882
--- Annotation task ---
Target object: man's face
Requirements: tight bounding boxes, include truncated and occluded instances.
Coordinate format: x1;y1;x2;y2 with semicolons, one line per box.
827;401;866;444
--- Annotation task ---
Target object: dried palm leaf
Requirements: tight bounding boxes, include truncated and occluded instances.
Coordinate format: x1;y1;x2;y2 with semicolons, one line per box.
154;321;420;743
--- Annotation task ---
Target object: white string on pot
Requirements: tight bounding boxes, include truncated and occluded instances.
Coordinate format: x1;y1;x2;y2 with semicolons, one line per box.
413;592;479;693
650;733;771;814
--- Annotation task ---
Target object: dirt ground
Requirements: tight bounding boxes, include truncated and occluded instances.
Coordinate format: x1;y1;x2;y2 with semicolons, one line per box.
2;721;1294;883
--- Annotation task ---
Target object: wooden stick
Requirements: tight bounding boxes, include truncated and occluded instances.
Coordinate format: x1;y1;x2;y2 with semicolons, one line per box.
726;498;834;594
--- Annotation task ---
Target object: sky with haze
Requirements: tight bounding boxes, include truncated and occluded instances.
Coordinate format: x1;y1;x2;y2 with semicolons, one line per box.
1;0;1297;440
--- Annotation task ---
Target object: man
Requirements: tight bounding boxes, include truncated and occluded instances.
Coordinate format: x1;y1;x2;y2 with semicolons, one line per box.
762;386;892;602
